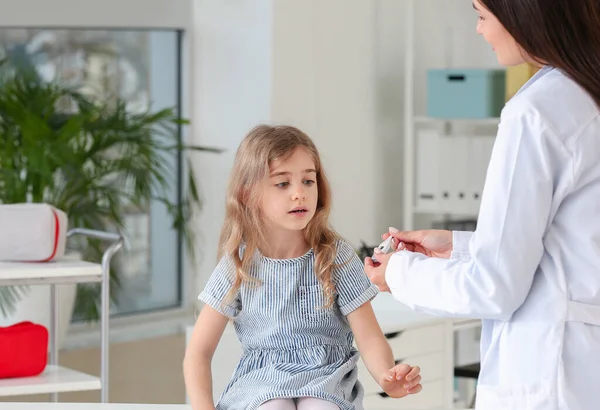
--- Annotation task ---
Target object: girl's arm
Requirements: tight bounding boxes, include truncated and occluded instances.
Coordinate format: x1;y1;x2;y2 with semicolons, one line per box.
347;302;422;398
183;305;230;410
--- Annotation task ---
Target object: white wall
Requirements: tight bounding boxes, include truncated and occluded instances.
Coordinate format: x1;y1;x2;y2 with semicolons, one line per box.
0;0;191;28
192;0;385;294
270;0;383;249
373;0;408;235
192;0;273;292
410;1;499;114
192;0;500;294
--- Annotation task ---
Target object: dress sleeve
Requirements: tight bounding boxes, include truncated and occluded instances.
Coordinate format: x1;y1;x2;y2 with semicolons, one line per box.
334;240;379;316
198;254;241;319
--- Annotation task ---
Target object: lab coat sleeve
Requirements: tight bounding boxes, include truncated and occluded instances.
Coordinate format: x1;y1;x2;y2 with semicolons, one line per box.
450;231;474;261
386;109;563;320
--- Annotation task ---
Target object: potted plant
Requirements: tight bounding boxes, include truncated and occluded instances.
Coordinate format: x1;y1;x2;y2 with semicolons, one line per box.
0;61;220;330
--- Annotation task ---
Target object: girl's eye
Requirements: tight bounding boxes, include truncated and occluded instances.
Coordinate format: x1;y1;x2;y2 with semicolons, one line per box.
275;182;289;188
303;180;315;186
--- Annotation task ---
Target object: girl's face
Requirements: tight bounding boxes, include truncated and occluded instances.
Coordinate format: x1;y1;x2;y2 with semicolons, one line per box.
259;147;319;234
473;0;526;66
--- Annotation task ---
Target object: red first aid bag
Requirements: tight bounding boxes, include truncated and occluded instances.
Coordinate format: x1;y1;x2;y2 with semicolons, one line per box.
0;321;49;378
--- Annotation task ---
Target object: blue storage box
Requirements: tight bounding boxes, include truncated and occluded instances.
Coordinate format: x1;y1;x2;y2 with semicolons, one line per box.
426;68;506;119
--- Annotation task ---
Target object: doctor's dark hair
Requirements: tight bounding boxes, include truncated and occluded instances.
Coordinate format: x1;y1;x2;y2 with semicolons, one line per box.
478;0;600;109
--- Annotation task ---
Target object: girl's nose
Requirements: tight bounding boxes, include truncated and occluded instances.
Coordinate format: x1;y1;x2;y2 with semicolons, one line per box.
292;187;306;200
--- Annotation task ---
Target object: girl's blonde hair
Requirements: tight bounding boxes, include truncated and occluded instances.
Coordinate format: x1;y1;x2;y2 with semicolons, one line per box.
219;124;340;307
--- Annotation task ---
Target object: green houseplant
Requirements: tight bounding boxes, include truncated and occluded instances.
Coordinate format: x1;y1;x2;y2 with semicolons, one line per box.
0;62;220;321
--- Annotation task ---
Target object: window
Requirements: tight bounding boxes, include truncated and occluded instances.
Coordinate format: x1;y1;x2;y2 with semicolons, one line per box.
0;28;185;318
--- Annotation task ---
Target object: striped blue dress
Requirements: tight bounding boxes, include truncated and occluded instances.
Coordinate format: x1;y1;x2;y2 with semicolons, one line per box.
198;240;379;410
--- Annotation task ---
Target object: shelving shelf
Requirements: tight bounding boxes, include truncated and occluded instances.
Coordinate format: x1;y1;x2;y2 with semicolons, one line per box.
413;116;500;126
402;0;502;231
0;366;101;397
0;260;102;286
0;228;123;403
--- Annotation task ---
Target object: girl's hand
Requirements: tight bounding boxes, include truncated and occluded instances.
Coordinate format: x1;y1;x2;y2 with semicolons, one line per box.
379;364;422;398
364;250;392;293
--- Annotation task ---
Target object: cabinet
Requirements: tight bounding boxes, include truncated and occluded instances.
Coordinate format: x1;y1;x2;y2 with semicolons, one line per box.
359;326;446;409
359;299;456;410
0;229;123;403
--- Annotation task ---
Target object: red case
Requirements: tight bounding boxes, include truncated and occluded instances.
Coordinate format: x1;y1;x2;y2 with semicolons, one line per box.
0;321;48;378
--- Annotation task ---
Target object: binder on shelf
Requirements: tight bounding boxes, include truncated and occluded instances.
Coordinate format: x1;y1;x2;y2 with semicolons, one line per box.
416;130;441;212
468;136;495;214
449;135;470;214
415;130;496;216
435;135;452;213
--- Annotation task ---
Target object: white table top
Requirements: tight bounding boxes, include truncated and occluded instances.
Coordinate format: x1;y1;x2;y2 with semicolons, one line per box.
0;405;464;410
0;405;190;410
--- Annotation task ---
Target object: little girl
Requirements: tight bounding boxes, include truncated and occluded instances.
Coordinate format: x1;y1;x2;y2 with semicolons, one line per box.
183;125;423;410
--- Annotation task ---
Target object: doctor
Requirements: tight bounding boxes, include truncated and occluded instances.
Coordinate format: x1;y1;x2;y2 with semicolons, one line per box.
364;0;600;409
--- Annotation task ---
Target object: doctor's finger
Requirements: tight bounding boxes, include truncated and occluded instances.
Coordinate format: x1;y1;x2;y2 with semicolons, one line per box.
388;229;426;245
394;239;406;251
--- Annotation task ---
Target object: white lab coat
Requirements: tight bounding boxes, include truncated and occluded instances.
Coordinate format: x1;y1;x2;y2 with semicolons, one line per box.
386;66;600;410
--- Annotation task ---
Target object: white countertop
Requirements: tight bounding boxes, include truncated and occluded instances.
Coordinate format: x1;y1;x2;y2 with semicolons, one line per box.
370;292;480;333
370;292;443;332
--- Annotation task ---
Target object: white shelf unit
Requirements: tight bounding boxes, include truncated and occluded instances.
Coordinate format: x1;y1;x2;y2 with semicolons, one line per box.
0;228;123;403
402;6;493;403
0;366;101;397
413;116;500;126
402;0;502;231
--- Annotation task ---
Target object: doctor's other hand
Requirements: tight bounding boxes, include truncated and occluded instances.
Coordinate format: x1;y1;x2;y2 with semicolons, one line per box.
379;363;422;398
364;249;392;292
383;227;453;259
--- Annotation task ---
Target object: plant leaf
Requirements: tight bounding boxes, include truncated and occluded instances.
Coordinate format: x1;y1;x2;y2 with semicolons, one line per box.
0;58;222;321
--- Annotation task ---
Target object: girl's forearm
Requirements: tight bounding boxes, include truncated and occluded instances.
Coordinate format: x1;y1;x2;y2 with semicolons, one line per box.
183;354;216;410
359;335;396;381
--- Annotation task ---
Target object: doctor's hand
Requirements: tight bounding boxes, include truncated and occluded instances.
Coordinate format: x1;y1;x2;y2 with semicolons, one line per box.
364;249;393;292
383;227;453;259
379;363;422;398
